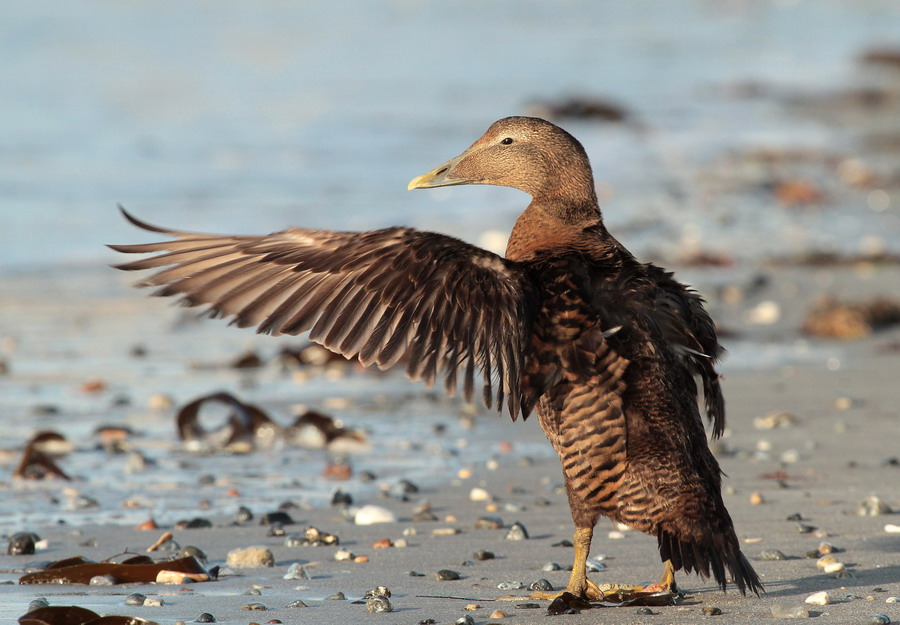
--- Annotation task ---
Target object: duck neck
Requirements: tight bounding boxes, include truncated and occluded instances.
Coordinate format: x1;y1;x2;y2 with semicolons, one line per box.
505;196;603;261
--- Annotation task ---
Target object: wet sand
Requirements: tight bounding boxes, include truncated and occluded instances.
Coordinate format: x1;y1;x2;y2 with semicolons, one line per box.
1;265;899;625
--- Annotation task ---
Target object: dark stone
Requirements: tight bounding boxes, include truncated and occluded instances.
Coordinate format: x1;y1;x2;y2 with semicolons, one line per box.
552;539;573;547
703;607;723;616
474;550;495;561
260;511;294;526
175;517;212;530
529;578;553;592
435;569;461;581
547;592;590;616
235;506;253;523
331;490;353;506
196;614;216;623
285;600;308;608
8;532;39;555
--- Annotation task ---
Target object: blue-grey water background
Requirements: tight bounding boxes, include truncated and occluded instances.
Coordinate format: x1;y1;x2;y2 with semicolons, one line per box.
2;1;900;529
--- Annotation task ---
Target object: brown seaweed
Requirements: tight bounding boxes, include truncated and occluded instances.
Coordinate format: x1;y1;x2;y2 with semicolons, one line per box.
19;555;207;585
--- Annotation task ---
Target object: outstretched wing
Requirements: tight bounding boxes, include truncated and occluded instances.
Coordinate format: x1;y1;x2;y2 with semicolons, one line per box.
109;208;541;419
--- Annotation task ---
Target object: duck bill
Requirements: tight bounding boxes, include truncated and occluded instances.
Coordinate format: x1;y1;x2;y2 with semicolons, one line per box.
407;153;478;190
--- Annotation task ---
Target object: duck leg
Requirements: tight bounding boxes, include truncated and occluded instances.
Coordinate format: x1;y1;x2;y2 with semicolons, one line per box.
531;526;603;600
642;560;677;593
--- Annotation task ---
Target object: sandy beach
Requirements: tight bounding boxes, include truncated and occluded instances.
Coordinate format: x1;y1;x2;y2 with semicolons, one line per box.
2;262;899;625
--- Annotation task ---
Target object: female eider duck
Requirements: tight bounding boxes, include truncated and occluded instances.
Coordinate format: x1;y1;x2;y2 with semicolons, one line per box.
111;116;763;600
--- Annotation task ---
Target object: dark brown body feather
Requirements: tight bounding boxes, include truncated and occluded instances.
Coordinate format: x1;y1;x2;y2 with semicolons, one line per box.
110;116;761;596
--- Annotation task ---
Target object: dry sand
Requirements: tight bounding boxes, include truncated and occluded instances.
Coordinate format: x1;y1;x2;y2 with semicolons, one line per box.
1;265;899;625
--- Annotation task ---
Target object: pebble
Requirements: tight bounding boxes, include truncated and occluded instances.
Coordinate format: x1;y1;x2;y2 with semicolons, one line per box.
703;607;723;616
394;538;408;548
7;532;38;555
432;527;461;536
175;517;212;530
470;487;492;502
505;522;528;540
180;546;207;562
284;533;304;547
816;555;838;569
857;496;892;516
27;599;49;612
497;581;524;590
885;524;900;534
143;598;164;607
761;549;788;561
607;530;626;539
355;504;397;525
636;607;654;615
474;516;504;530
529;579;553;592
749;491;765;505
754;411;798;429
886;597;900;603
797;523;816;534
805;591;833;605
474;550;495;561
367;595;393;613
771;602;810;618
234;506;254;523
89;575;117;586
334;549;355;561
823;561;845;574
260;511;294;526
464;603;480;611
817;541;839;555
435;569;461;581
372;538;393;548
490;609;508;618
302;525;340;546
226;546;274;568
331;490;353;506
195;613;216;623
866;616;890;625
283;563;309;580
285;600;308;608
542;562;561;571
456;616;475;625
326;592;346;600
240;603;266;611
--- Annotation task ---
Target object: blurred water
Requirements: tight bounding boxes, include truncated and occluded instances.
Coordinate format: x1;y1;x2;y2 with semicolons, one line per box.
2;0;900;269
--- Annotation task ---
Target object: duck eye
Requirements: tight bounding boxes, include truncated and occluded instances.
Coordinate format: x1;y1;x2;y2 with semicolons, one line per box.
500;137;514;145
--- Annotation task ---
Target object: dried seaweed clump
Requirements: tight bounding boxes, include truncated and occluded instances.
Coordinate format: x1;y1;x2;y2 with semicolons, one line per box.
802;295;900;339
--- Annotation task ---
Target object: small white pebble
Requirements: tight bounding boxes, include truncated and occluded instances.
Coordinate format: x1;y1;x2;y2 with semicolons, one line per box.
745;300;780;324
354;504;397;525
486;459;499;470
469;487;492;502
885;596;900;603
607;530;625;540
805;591;833;605
823;561;845;574
143;598;164;607
884;524;900;534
